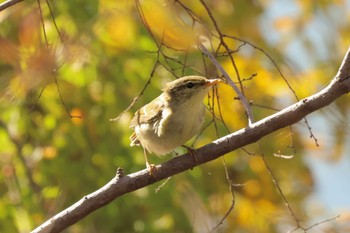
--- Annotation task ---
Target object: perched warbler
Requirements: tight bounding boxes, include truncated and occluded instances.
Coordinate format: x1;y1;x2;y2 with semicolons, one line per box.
130;75;221;171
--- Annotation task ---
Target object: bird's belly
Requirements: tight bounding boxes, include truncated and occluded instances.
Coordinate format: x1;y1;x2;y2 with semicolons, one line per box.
136;106;205;156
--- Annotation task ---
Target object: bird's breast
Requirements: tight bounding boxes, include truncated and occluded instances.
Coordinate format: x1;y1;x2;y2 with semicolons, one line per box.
159;104;205;141
135;103;206;156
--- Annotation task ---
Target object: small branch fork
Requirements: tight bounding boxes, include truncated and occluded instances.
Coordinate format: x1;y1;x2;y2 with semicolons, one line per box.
189;1;321;228
197;42;254;125
32;47;350;233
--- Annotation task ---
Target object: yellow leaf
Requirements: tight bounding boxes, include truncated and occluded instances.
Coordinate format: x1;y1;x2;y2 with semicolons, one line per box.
95;11;137;51
244;179;261;197
273;16;295;32
43;146;57;159
9;47;56;98
138;0;202;50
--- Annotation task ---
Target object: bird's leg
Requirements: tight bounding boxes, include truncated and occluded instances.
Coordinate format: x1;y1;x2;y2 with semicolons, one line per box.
182;145;198;164
171;151;179;157
143;147;157;177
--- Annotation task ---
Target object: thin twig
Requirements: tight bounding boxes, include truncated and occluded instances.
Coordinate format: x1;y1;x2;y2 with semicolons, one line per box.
54;75;81;119
45;0;66;46
287;214;341;233
210;156;236;232
198;0;246;97
109;57;159;122
197;42;254;125
155;177;172;193
260;151;300;225
223;34;319;146
37;0;49;47
0;120;41;193
214;83;230;134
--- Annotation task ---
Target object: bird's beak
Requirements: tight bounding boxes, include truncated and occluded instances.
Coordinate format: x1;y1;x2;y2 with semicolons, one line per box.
204;78;222;87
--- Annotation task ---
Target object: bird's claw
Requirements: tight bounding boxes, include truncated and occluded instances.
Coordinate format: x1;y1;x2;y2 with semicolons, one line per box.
146;162;157;178
182;145;198;164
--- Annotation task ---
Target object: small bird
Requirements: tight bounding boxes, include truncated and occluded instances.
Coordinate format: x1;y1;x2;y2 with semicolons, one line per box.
130;75;221;172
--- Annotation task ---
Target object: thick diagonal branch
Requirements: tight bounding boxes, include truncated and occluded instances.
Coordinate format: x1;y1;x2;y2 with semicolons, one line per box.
32;47;350;233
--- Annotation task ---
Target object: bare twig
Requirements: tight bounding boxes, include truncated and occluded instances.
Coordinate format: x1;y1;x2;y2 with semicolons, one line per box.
32;47;350;233
223;34;298;98
53;75;81;119
0;120;41;193
215;87;231;133
197;42;255;125
109;53;159;122
197;0;254;125
287;214;341;233
260;152;300;225
45;0;66;46
37;0;49;47
222;34;319;146
210;156;236;232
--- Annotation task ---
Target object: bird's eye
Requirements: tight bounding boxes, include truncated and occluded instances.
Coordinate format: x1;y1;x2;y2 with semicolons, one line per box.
186;82;195;89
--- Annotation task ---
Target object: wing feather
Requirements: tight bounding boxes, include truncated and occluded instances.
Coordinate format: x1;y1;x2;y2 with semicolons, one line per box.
129;96;164;129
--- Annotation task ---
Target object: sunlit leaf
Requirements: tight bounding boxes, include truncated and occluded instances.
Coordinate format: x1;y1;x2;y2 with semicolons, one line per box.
138;0;206;50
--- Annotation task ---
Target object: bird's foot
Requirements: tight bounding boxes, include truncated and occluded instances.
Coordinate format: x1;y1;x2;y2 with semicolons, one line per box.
146;162;157;178
182;145;198;164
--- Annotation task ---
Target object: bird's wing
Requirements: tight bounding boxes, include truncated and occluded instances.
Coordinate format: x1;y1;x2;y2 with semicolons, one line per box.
129;131;140;146
129;96;164;128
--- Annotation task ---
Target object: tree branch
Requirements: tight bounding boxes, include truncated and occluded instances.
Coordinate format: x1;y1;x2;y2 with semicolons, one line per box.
0;0;24;12
32;47;350;233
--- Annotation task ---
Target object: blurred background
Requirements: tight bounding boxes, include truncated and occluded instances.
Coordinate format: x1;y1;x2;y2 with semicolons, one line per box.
0;0;350;232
